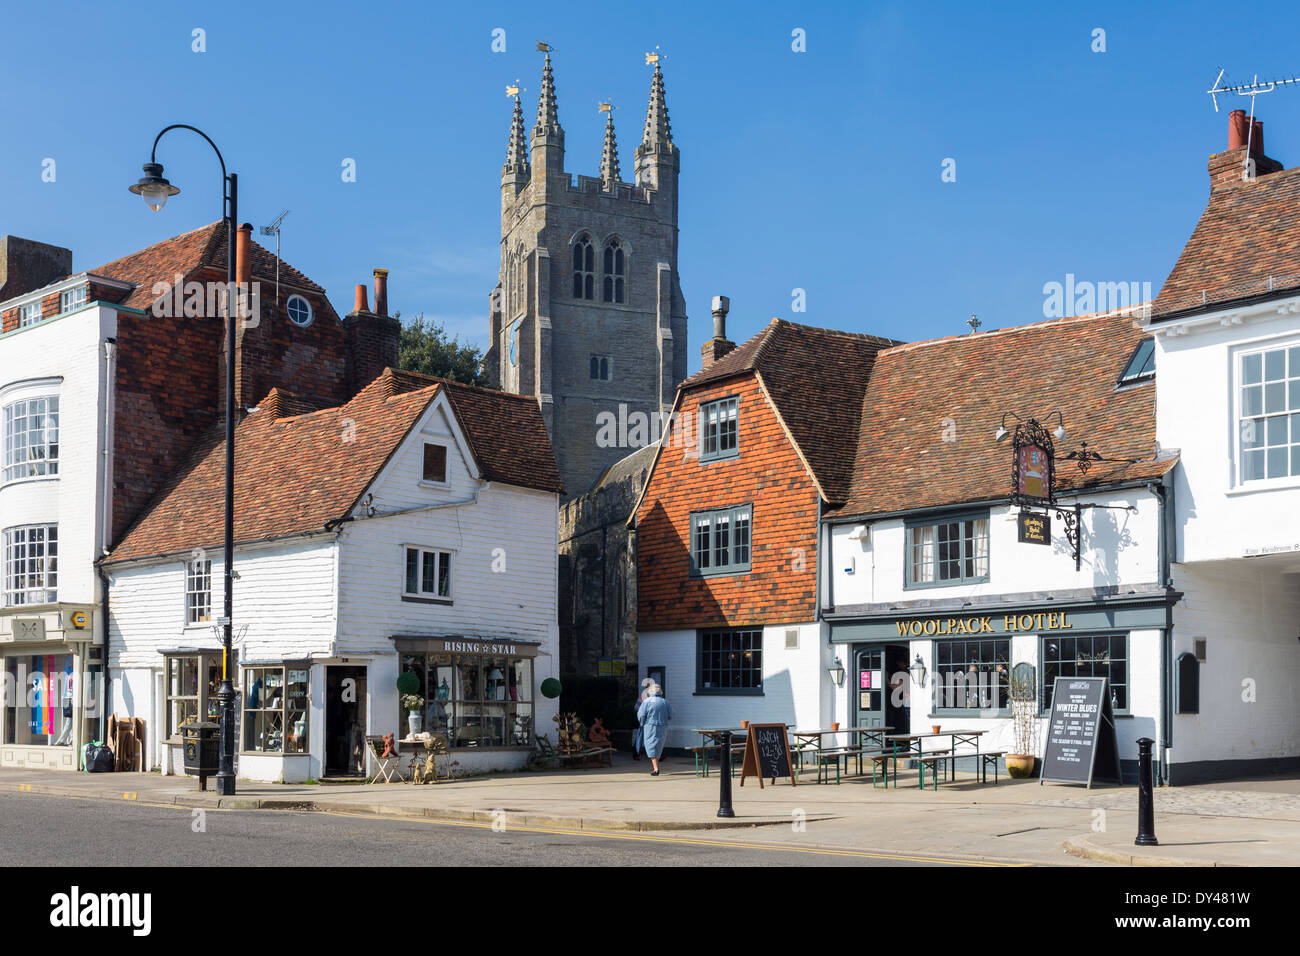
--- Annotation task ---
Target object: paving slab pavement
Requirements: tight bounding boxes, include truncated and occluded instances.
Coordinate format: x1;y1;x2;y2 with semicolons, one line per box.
3;758;1298;866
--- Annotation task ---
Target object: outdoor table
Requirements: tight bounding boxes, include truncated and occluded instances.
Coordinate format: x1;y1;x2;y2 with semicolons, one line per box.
691;728;747;777
789;726;893;774
882;730;989;788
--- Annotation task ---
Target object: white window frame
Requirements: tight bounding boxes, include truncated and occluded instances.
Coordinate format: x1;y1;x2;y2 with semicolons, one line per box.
186;558;213;625
60;287;87;313
2;394;59;483
285;294;314;328
1235;337;1300;488
420;440;451;488
2;524;58;607
18;300;43;328
403;546;454;601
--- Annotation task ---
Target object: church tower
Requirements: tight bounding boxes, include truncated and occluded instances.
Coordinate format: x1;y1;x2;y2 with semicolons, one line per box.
484;50;688;499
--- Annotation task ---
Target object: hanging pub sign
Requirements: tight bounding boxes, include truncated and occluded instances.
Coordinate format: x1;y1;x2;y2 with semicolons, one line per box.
1010;418;1057;507
1017;510;1051;545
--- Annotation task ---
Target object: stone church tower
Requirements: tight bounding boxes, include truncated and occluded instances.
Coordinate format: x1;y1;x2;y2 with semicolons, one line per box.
483;52;688;498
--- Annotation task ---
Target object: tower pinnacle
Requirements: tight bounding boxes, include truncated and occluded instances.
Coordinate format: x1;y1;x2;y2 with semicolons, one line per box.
640;59;673;154
599;105;620;187
504;95;530;176
535;49;563;140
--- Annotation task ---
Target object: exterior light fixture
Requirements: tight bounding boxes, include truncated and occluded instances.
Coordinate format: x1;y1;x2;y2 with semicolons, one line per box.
827;657;846;687
128;162;180;211
909;655;927;688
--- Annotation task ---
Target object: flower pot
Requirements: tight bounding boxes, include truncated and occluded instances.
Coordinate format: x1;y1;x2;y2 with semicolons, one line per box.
408;712;422;737
931;724;941;735
831;722;840;731
1006;754;1036;779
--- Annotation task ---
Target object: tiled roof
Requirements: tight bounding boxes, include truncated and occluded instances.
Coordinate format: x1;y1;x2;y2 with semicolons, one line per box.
683;318;901;502
1153;165;1300;318
826;311;1175;520
93;221;324;311
108;370;560;562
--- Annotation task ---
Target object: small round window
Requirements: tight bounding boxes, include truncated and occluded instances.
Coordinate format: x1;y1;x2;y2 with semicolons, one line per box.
286;294;313;328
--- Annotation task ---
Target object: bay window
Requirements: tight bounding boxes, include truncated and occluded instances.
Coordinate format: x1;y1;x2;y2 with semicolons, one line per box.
1239;342;1300;482
2;524;58;606
3;395;59;482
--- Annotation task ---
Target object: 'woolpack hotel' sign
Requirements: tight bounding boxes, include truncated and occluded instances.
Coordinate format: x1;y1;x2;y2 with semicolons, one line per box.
893;611;1076;638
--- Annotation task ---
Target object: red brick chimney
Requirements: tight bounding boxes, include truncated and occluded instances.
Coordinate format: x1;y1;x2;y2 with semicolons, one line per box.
1209;109;1283;192
700;295;736;370
343;269;400;395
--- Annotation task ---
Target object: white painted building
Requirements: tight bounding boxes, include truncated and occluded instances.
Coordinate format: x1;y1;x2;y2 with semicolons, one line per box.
103;370;563;783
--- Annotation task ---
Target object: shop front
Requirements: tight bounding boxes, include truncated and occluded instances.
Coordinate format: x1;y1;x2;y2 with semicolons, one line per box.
392;637;540;771
0;608;101;771
829;591;1178;782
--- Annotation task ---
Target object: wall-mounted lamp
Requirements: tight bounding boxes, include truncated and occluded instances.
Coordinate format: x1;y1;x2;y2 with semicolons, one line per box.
828;657;846;688
908;654;928;688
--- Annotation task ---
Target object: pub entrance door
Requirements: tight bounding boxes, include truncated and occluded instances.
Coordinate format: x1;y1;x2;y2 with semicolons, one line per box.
853;644;912;734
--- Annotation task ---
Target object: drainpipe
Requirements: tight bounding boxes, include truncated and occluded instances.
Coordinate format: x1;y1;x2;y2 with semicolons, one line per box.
1148;477;1174;786
97;338;117;745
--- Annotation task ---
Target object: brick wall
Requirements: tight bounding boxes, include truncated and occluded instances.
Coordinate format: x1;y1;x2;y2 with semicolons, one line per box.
636;372;820;630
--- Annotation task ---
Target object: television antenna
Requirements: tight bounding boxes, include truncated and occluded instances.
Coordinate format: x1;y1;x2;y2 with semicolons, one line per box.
259;210;290;308
1206;69;1300;113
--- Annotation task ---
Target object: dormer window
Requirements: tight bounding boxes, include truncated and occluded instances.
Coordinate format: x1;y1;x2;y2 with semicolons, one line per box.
18;301;42;328
60;287;87;313
422;442;448;484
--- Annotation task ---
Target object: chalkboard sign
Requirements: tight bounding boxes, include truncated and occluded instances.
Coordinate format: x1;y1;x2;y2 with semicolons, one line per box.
1040;676;1121;788
739;723;796;788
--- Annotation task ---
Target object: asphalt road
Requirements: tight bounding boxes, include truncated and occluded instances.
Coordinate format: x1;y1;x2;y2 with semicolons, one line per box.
0;792;997;867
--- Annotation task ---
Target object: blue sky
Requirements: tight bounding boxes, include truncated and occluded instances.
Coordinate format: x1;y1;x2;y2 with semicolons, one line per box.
4;1;1300;367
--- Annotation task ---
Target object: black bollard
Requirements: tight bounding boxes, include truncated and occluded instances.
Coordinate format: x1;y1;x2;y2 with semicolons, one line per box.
717;730;736;818
1135;736;1158;846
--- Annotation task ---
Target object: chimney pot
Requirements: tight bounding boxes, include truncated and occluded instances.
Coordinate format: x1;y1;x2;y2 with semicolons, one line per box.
1251;119;1264;155
1228;109;1250;150
711;294;730;340
373;268;389;317
354;283;369;314
236;223;252;288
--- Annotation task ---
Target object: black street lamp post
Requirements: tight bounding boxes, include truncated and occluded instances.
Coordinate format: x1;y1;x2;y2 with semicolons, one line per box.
130;125;239;796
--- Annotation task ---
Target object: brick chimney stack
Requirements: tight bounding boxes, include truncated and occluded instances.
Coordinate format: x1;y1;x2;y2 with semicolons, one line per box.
1209;109;1283;193
343;268;401;395
700;295;736;370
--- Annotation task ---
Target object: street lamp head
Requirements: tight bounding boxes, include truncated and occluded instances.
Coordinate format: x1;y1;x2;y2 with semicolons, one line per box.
128;162;180;212
1053;424;1067;440
994;425;1009;441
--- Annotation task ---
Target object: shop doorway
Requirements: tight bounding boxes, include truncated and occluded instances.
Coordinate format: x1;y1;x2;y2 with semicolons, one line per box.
325;666;367;777
853;644;912;733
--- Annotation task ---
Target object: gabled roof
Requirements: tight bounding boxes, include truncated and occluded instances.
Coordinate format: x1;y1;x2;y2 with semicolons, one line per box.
107;370;561;563
682;318;902;502
827;310;1176;520
92;221;325;311
1153;165;1300;318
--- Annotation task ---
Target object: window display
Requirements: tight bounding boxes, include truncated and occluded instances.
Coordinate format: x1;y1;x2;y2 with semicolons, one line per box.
398;650;533;749
242;664;309;753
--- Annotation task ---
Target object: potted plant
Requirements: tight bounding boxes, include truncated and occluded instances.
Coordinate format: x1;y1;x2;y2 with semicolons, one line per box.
401;693;425;737
1006;664;1038;778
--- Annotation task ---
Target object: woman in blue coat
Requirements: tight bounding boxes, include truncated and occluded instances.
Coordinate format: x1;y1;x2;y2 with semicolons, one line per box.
636;684;672;775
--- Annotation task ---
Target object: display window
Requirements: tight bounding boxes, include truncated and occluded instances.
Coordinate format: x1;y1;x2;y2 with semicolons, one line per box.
241;663;309;754
398;651;533;748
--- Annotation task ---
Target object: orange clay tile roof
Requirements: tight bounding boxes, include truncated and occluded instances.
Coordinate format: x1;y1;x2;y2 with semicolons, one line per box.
1153;165;1300;318
683;318;902;502
107;369;561;562
825;310;1175;520
93;220;324;311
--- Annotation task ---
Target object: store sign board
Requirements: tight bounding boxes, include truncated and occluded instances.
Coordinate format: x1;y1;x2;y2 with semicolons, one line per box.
739;723;796;789
1017;511;1051;545
414;638;539;658
1040;676;1121;788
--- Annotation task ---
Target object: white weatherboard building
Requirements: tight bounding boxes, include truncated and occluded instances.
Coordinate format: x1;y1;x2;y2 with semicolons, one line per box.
103;370;563;783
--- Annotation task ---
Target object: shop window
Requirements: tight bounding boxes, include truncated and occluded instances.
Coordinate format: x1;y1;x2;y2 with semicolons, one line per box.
165;651;234;739
697;628;763;695
690;505;751;575
398;650;534;748
242;664;309;754
1040;634;1128;714
700;397;738;461
2;524;58;606
1176;652;1200;715
2;395;60;483
1238;342;1300;482
906;513;989;588
186;558;212;624
422;443;448;484
403;546;453;600
931;639;1010;712
3;654;74;746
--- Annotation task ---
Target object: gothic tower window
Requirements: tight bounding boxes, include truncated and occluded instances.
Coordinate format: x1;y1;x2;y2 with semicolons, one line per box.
506;256;516;315
513;246;526;313
572;235;594;299
602;239;625;304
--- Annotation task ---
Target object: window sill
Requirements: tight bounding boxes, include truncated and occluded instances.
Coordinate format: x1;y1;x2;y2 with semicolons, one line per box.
693;689;764;697
903;576;991;592
1226;476;1300;496
689;568;752;579
698;452;740;466
401;595;453;606
418;479;450;490
0;474;59;491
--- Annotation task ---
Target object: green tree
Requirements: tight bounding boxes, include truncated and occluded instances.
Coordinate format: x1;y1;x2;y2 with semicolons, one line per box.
396;313;489;386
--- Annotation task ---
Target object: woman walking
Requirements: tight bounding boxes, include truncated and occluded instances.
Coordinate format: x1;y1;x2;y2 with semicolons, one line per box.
636;683;672;775
632;677;653;760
